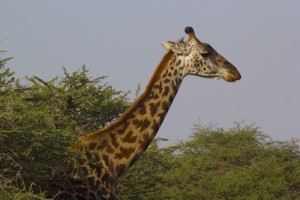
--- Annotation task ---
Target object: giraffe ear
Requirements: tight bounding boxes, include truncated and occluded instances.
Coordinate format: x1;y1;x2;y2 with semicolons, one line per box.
161;41;190;55
161;41;174;50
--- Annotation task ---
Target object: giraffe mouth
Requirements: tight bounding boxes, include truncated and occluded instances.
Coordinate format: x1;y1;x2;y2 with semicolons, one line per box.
222;70;241;82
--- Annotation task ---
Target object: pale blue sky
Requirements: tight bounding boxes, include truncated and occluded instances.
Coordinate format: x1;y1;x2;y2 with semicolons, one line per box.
1;1;300;144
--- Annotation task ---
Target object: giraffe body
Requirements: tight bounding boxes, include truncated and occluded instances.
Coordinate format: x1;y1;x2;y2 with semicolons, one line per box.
56;27;241;199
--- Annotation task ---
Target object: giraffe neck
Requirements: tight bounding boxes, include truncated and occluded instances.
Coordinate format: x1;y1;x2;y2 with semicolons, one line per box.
79;50;185;176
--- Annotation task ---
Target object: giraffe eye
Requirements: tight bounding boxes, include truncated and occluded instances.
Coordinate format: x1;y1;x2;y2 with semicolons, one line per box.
200;51;210;58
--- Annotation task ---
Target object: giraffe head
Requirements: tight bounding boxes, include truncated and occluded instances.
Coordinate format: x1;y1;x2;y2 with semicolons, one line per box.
162;27;241;82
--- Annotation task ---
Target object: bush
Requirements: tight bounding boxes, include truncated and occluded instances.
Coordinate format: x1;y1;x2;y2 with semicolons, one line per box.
157;123;300;199
0;52;130;198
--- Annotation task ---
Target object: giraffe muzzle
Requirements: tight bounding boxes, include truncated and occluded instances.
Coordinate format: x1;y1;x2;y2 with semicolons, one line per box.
223;69;241;82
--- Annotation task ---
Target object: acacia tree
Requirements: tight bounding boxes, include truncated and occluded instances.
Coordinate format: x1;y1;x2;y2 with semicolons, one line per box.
0;53;130;199
118;124;300;200
157;124;300;199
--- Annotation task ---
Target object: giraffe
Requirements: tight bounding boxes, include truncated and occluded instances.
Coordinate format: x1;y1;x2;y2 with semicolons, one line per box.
56;27;241;199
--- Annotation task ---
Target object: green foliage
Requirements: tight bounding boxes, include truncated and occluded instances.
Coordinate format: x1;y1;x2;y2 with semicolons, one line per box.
1;50;299;199
0;50;14;92
0;53;130;198
0;176;47;200
118;123;300;200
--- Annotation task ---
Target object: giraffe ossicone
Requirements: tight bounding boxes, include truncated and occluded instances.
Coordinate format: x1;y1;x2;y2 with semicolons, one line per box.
55;27;241;200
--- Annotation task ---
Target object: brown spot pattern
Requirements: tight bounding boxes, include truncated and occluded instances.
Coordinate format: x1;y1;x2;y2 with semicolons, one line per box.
109;132;119;148
149;102;160;117
200;60;203;66
88;142;97;151
121;131;137;143
140;118;151;132
169;57;176;65
163;86;170;96
143;133;150;141
173;69;178;76
151;121;160;133
162;101;169;111
115;147;135;159
139;106;146;115
97;140;113;154
154;82;163;93
116;123;127;134
164;78;171;83
116;164;126;176
148;91;159;100
162;70;168;78
132;118;140;126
